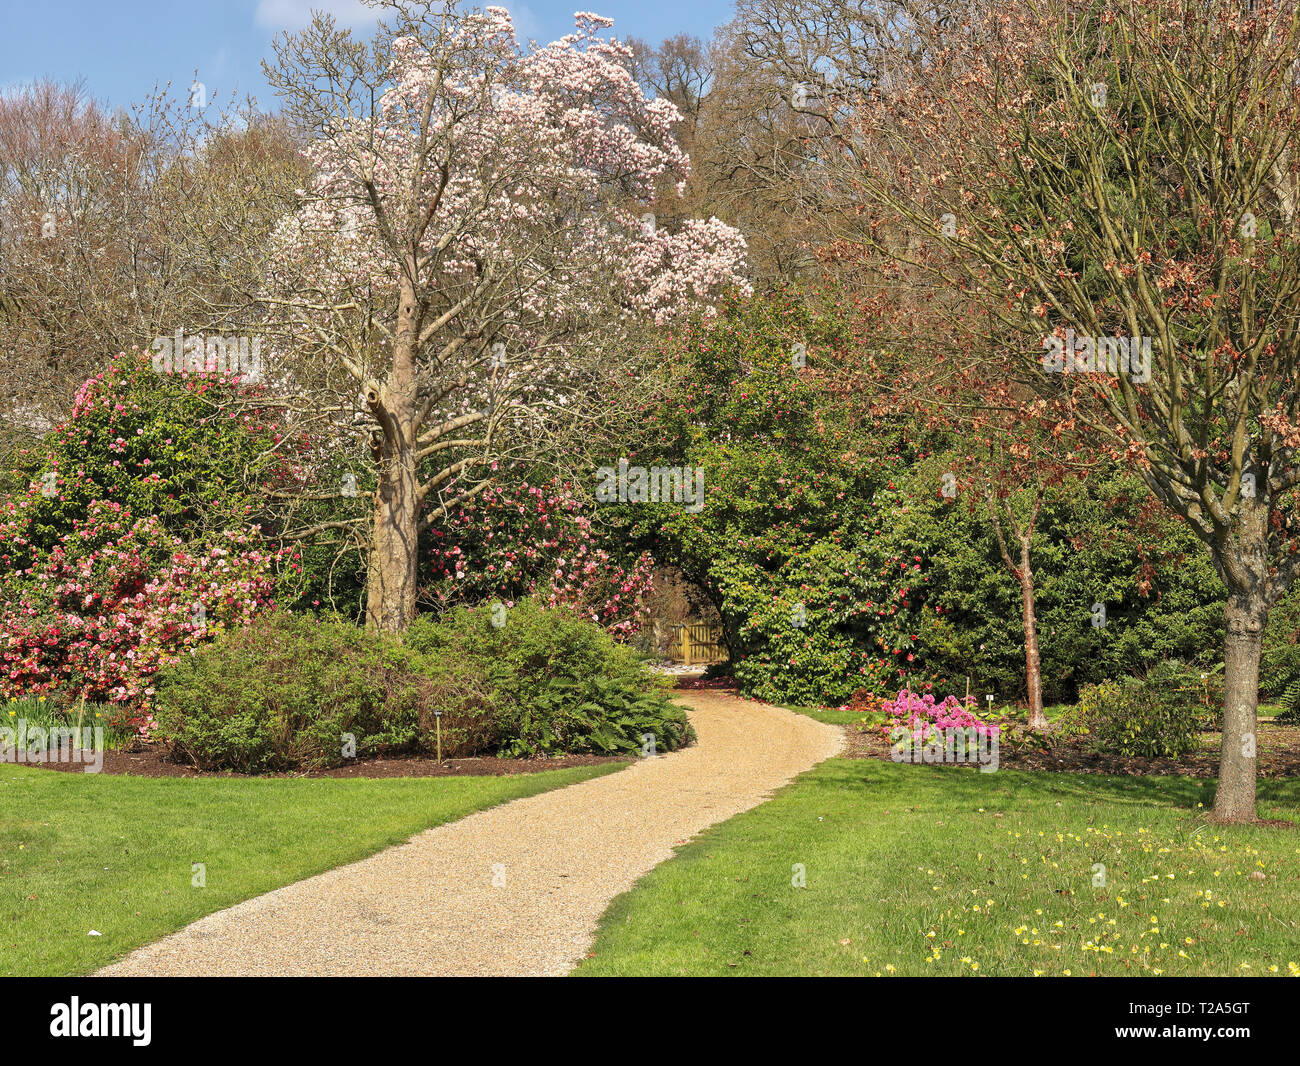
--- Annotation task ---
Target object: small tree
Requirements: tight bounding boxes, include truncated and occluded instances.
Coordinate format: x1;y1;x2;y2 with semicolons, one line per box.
850;0;1300;821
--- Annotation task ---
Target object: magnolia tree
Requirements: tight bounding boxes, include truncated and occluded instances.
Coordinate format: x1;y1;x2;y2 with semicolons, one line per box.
845;0;1300;822
262;2;748;632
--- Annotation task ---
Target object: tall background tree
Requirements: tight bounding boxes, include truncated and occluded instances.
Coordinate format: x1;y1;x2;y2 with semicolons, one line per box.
0;80;306;436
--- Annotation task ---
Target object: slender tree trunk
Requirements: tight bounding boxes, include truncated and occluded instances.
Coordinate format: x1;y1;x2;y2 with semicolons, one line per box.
1018;534;1047;730
1215;590;1265;822
987;487;1047;729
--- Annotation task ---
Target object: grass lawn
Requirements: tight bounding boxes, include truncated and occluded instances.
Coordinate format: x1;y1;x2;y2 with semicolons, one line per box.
0;761;622;976
781;705;865;726
574;760;1300;977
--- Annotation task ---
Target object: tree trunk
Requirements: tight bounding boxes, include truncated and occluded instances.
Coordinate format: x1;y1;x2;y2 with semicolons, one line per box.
1019;535;1047;730
365;435;419;633
1215;590;1265;822
986;487;1047;729
364;275;421;634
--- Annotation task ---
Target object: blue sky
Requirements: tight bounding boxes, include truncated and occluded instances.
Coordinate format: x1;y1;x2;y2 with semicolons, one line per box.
0;1;736;112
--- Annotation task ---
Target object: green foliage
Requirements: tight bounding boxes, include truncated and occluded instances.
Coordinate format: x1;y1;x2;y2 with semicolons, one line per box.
405;599;693;756
1;695;135;750
1258;590;1300;720
1259;642;1300;703
153;611;496;771
628;291;928;705
1144;659;1222;729
636;289;843;459
660;439;926;706
628;292;1228;709
1070;677;1199;759
11;353;281;567
1278;676;1300;725
896;459;1225;705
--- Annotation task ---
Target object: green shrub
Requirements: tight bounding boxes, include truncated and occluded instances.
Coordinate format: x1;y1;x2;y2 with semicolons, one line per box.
153;611;497;771
1144;659;1221;730
1277;676;1300;724
155;602;693;770
406;599;694;757
1072;677;1199;759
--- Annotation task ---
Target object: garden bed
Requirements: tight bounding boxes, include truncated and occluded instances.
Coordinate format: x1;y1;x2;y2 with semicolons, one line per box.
841;721;1300;778
28;744;629;779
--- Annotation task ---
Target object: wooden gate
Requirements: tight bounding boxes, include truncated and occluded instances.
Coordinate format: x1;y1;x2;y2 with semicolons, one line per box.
667;622;726;665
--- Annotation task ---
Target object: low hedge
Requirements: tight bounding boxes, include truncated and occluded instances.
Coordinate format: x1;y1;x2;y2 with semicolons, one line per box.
153;601;693;771
405;599;694;757
153;611;497;772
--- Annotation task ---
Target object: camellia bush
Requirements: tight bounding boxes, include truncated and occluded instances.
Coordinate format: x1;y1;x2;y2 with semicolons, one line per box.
667;442;943;706
5;351;285;565
871;455;1227;705
424;475;655;638
0;352;298;731
0;502;282;734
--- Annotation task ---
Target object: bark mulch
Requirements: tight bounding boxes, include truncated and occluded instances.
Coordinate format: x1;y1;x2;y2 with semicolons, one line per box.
673;675;742;691
29;745;628;779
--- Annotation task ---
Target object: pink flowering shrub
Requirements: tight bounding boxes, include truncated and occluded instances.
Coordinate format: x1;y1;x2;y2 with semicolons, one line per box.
882;688;1001;750
0;501;283;735
0;504;283;738
0;352;304;733
424;477;655;638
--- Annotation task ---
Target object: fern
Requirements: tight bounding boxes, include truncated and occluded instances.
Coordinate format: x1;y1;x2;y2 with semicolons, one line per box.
1278;677;1300;724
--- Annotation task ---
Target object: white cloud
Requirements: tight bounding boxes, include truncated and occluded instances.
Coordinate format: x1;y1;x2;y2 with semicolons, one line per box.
255;0;383;32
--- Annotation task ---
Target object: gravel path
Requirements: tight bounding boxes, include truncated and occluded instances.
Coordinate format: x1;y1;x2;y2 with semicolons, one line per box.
97;690;843;976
